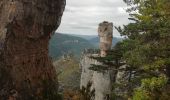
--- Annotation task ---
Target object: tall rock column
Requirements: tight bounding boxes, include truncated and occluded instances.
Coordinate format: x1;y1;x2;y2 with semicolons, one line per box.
93;21;113;100
0;0;65;100
98;21;113;57
80;21;113;100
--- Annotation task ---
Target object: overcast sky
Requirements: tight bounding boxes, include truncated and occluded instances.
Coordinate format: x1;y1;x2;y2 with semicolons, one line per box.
56;0;130;37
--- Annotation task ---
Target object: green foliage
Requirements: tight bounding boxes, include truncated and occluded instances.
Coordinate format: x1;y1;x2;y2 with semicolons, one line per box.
133;75;168;100
113;0;170;99
89;47;124;73
89;64;110;73
80;82;95;100
141;75;167;91
133;89;151;100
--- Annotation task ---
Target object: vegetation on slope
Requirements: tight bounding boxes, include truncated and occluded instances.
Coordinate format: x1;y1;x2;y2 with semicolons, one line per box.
49;33;94;60
53;57;81;91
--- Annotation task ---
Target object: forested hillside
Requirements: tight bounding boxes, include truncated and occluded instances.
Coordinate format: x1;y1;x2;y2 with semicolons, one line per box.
88;37;122;47
49;33;94;60
49;33;122;60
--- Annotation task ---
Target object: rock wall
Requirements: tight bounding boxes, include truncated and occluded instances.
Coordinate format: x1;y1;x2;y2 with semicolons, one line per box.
80;50;112;100
0;0;65;99
80;49;98;89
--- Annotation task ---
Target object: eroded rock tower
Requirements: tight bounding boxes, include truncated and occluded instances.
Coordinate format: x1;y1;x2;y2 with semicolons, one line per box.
80;21;113;100
98;21;113;57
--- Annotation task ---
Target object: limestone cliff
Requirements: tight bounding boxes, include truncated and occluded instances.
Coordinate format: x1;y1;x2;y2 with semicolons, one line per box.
80;22;132;100
80;49;112;100
0;0;65;99
80;22;113;100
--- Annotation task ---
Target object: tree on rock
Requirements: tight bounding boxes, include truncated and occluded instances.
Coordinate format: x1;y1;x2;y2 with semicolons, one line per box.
115;0;170;99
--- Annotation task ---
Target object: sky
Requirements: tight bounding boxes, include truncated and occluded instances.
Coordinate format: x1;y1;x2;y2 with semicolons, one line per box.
56;0;130;37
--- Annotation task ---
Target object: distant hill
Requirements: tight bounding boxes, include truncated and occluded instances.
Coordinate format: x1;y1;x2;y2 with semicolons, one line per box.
49;33;94;60
88;37;123;48
69;34;123;47
49;33;122;60
69;34;97;40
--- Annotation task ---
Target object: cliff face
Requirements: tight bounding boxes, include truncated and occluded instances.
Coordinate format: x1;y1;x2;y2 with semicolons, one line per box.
80;49;112;100
80;50;131;100
0;0;65;99
80;22;114;100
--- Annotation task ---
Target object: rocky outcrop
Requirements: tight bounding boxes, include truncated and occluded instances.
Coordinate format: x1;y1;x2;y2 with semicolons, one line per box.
98;21;113;57
80;21;113;100
0;0;65;99
80;49;99;89
80;50;112;100
80;22;133;100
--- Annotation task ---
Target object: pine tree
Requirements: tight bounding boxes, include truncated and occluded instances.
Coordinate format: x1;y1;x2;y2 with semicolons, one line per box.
89;43;124;73
114;0;170;99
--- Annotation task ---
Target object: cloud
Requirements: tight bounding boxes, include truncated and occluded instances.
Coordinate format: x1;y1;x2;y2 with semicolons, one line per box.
57;0;130;37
